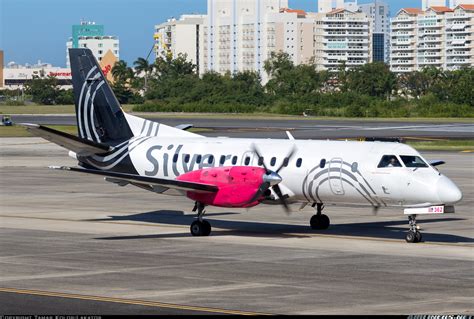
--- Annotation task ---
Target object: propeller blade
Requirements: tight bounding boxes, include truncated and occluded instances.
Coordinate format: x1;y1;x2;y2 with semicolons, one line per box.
248;182;271;204
273;184;291;215
251;143;270;174
275;146;297;174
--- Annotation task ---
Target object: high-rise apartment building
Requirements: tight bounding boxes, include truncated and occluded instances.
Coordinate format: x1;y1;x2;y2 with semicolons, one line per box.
155;0;373;78
359;1;390;62
154;15;205;71
66;21;119;68
311;9;372;71
390;4;473;73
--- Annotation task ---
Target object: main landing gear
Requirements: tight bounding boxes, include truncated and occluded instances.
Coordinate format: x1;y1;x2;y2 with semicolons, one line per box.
406;214;422;243
310;203;330;230
190;202;211;236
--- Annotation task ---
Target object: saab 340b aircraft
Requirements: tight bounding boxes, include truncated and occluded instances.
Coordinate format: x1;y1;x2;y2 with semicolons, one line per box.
24;49;463;243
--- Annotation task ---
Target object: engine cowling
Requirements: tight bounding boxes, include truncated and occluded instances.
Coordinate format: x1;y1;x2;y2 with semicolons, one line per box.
176;166;267;208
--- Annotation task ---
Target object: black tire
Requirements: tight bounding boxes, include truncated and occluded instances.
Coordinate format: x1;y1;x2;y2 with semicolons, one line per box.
202;220;212;236
190;221;204;236
319;214;330;230
406;231;416;243
415;231;422;243
310;214;330;230
310;215;321;230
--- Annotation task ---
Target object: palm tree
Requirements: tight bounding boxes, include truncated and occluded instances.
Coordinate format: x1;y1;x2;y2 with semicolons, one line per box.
112;60;134;84
134;57;154;92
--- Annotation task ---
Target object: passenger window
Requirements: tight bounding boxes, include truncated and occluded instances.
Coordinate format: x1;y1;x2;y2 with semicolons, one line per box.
320;159;326;168
173;154;179;163
400;155;428;168
282;157;289;167
220;155;226;165
196;155;202;164
270;157;276;166
296;158;302;168
258;156;264;166
184;154;190;163
232;156;237;165
208;155;214;164
244;157;250;165
378;155;402;168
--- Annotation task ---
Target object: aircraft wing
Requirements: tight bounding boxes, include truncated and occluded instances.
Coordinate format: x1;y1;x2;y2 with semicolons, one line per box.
21;124;112;156
50;166;218;194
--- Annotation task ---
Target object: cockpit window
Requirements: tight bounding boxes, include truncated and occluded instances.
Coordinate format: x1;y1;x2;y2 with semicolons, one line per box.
400;155;428;168
378;155;402;168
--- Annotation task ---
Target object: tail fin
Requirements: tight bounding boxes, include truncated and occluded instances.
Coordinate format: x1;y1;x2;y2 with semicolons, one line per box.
69;48;133;145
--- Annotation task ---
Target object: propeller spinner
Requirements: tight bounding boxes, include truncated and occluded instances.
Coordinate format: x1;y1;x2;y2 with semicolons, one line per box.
250;144;297;214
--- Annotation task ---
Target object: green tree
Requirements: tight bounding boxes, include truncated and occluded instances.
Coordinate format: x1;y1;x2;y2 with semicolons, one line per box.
112;60;134;84
24;77;59;105
344;62;397;99
133;57;154;92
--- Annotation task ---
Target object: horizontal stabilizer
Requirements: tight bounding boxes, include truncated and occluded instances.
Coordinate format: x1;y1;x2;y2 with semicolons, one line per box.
50;166;218;194
21;123;111;156
175;124;194;131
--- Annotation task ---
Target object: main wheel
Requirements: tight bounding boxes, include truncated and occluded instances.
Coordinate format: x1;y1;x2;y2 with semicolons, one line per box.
415;231;422;243
406;231;417;243
318;214;330;230
190;221;204;236
202;220;212;236
310;214;330;230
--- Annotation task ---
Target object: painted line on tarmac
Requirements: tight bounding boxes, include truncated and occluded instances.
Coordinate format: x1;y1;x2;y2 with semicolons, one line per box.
460;150;473;153
0;287;271;315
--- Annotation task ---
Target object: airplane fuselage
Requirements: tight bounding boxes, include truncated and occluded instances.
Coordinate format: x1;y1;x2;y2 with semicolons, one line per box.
80;136;462;209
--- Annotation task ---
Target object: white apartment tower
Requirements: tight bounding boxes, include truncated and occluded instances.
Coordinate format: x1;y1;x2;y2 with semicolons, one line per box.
390;4;474;73
204;0;289;75
311;9;372;71
154;15;205;71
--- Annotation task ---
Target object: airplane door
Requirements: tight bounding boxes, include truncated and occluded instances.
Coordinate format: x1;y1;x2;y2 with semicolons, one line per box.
329;158;345;195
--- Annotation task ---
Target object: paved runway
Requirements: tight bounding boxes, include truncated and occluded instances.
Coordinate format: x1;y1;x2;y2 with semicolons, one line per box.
12;114;474;139
0;138;473;315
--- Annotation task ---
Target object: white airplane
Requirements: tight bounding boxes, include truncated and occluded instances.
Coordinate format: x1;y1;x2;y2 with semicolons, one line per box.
24;49;463;243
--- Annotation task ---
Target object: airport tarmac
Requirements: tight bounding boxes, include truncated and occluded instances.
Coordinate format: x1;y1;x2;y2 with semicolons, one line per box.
12;114;474;139
0;137;473;315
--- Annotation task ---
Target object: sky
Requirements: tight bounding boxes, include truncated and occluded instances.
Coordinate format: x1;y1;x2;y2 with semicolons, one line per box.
1;0;419;67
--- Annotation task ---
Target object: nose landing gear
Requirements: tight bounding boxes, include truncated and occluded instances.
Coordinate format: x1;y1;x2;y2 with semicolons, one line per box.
190;202;212;236
310;203;330;230
406;214;422;243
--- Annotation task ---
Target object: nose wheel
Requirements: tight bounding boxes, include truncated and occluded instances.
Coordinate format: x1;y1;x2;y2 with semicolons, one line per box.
190;202;212;236
310;203;330;230
406;215;422;243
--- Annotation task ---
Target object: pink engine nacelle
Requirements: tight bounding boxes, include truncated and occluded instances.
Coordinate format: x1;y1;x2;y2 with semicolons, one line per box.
176;166;266;208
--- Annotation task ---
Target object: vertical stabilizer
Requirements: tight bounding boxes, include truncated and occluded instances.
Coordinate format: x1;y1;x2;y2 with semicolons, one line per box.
69;48;133;145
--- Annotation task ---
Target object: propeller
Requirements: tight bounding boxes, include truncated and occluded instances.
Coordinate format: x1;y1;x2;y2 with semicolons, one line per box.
250;144;297;215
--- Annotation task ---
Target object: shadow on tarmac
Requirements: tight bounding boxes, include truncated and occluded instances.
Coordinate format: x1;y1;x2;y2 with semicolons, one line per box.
90;210;473;244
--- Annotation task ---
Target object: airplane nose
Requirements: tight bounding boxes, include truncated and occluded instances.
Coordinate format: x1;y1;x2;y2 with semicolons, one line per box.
437;175;463;204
